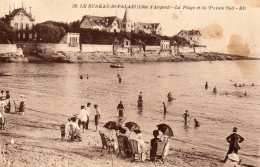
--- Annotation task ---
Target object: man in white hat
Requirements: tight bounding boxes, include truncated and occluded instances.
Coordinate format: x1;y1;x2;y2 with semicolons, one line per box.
223;153;242;167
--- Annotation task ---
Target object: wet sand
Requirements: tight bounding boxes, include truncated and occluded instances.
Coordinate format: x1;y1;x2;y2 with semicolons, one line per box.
0;110;226;167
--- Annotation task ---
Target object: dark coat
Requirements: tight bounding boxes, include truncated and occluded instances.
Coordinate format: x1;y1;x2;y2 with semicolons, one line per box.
226;133;244;150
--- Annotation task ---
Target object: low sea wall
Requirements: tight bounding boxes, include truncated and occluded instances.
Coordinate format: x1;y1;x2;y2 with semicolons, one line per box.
146;45;160;51
0;44;17;53
81;44;112;52
38;43;80;52
179;46;207;53
0;44;27;63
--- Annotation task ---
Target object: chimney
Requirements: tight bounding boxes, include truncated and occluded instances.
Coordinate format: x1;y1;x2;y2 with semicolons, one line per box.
29;7;31;15
14;3;15;10
9;5;11;14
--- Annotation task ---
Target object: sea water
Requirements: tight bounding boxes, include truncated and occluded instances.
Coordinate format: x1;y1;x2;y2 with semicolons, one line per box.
0;60;259;165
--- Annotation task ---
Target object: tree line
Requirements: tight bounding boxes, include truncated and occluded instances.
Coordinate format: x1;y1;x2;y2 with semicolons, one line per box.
0;19;189;47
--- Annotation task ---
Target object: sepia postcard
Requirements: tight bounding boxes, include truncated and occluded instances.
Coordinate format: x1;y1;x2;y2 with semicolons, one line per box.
0;0;259;167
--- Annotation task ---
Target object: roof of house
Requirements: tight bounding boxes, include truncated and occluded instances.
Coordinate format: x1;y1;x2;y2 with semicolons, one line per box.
6;8;34;21
81;15;119;27
122;9;131;23
137;22;160;30
177;30;201;36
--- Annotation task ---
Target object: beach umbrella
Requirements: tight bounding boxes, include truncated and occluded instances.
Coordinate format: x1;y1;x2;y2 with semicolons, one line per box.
104;121;122;130
125;122;140;131
118;127;127;134
157;124;174;137
133;129;141;134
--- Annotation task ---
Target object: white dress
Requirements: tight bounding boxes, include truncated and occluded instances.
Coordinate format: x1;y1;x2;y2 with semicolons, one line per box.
160;135;170;156
223;159;241;167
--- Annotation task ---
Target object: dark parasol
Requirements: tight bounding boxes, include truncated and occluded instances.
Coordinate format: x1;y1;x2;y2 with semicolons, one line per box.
157;124;174;137
125;122;140;131
104;121;122;130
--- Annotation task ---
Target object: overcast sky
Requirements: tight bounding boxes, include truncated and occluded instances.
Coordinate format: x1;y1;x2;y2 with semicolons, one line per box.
1;0;259;57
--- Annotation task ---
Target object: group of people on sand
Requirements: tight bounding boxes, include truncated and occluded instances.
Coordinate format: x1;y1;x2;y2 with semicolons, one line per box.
0;91;26;130
61;103;101;142
102;126;171;162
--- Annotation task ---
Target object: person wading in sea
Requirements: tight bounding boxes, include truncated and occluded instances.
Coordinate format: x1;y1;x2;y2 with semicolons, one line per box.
224;127;244;162
163;102;167;114
167;92;175;102
117;101;125;117
205;82;208;90
213;86;217;94
194;119;200;127
117;73;121;83
183;110;191;125
137;92;143;107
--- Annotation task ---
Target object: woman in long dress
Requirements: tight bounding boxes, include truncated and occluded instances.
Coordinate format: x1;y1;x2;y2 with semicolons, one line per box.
159;132;170;156
19;95;25;115
136;133;146;161
105;129;118;151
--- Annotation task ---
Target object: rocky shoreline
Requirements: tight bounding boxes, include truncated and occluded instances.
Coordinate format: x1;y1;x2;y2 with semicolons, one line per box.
0;52;28;63
36;50;259;63
0;50;258;63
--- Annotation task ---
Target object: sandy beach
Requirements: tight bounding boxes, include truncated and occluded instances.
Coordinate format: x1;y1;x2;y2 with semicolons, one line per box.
1;109;226;167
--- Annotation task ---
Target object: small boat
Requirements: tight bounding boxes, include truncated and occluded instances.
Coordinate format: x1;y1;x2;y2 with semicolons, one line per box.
0;72;12;76
110;63;125;68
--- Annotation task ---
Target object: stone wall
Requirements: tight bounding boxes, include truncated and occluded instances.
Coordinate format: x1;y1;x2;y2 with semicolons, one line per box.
146;45;160;51
0;44;17;53
38;44;80;53
81;44;112;52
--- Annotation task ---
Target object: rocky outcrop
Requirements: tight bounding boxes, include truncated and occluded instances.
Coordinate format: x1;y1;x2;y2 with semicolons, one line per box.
36;49;259;63
0;52;28;63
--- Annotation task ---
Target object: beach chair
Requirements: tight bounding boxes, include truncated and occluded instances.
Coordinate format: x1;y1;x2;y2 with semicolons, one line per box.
60;124;65;141
154;141;166;162
129;139;142;162
117;135;131;158
99;131;114;153
0;117;4;130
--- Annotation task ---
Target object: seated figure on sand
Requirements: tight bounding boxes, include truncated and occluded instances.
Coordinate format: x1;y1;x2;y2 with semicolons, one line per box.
159;131;170;156
70;117;82;141
223;153;242;167
106;129;118;151
150;130;161;161
0;96;6;130
135;130;146;161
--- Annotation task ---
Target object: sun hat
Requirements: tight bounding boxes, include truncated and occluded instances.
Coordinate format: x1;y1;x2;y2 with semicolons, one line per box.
233;127;238;132
228;153;239;162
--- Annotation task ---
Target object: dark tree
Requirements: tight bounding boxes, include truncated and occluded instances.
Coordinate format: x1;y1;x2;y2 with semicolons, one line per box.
0;20;15;44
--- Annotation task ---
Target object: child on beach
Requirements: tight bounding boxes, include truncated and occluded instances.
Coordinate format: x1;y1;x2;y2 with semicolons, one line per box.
94;104;101;131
